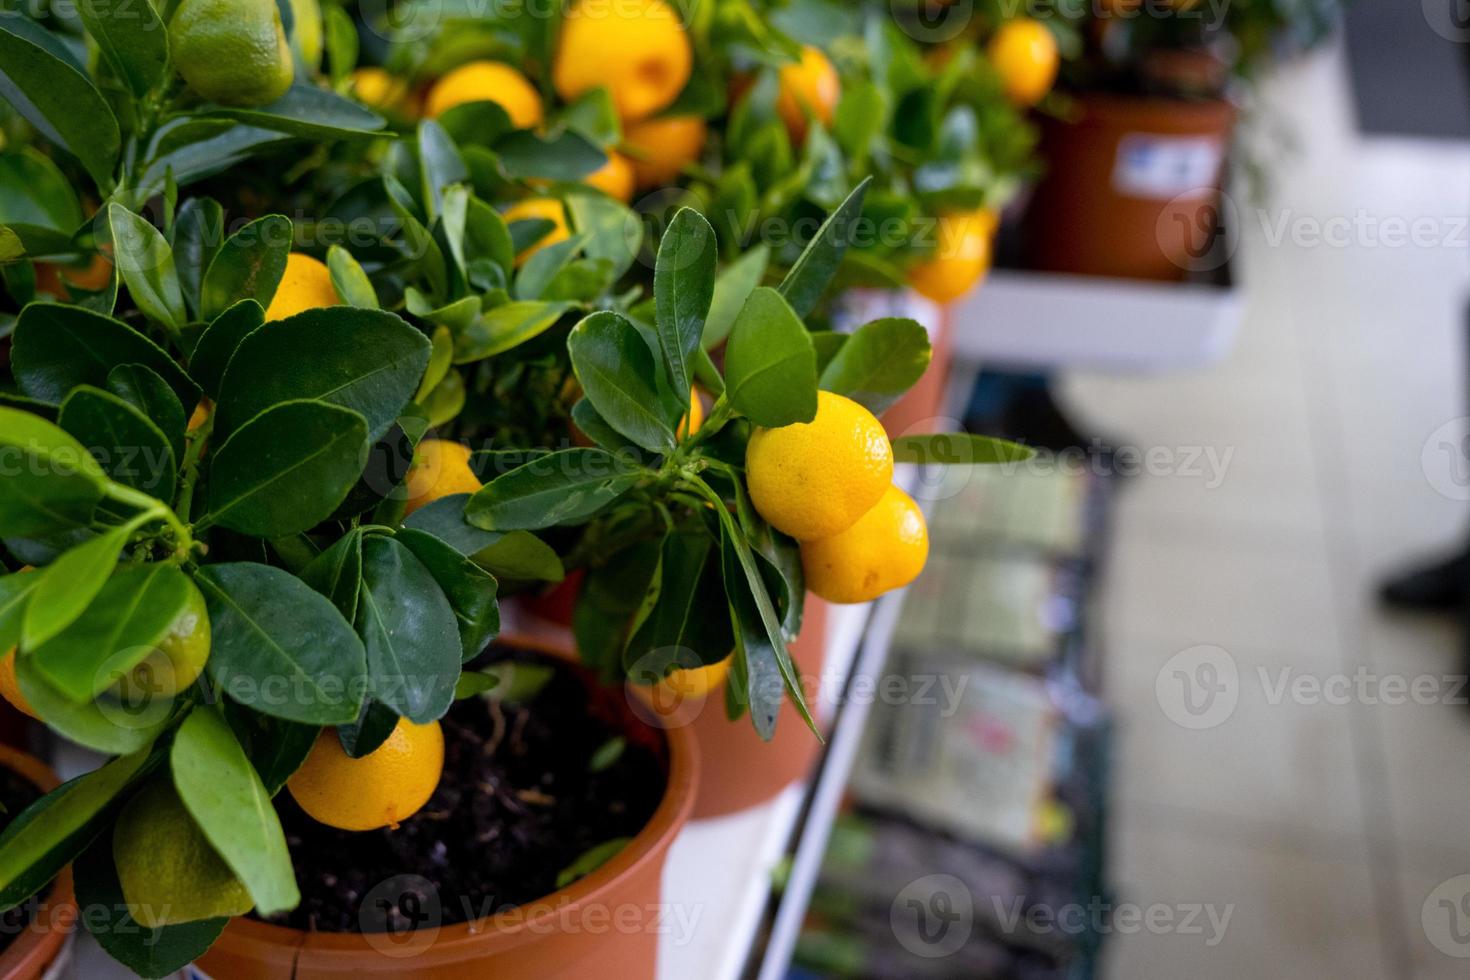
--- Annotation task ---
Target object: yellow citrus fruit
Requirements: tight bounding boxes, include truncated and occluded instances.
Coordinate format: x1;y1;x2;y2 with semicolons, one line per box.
0;649;36;720
623;115;707;188
746;391;894;541
677;389;704;439
169;0;294;107
118;578;211;700
403;439;481;516
425;60;544;129
655;655;731;702
114;780;254;928
775;45;840;143
802;485;929;603
554;0;692;123
584;151;637;202
906;208;995;304
351;67;410;113
987;18;1059;106
502;197;572;266
287;717;444;831
287;0;323;69
265;253;340;321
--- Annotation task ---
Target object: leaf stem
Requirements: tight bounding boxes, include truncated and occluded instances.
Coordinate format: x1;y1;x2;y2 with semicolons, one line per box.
175;410;213;524
103;483;194;560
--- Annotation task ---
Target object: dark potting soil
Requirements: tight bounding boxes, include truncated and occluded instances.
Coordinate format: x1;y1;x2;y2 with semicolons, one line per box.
0;764;45;956
268;645;667;934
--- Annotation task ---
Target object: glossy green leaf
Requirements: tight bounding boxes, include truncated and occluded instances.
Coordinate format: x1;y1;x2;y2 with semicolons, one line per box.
724;287;818;427
0;14;121;187
465;448;642;531
200;215;291;322
818;317;932;415
703;243;768;348
298;528;363;624
107;204;186;331
0;405;108;537
77;0;168;97
720;529;780;738
356;535;461;723
204;400;368;537
187;300;265;400
215;306;430;442
58;386;176;499
172;197;224;320
197;562;366;725
452;300;572;363
890;432;1036;465
568;311;676;453
0;149;82;254
0;571;37;652
565;192;640;280
653;208;716;405
496;129;605;180
625;529;732;675
105;363;188;463
205;83;385;138
219;703;318;796
171;708;300;914
21;524;129;651
0;749;152;911
398;528;500;661
11;303;200;410
326;244;377;308
777;177;871;317
16;652;172;753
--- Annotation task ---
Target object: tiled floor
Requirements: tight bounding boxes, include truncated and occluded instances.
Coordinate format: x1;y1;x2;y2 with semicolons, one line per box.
1064;43;1470;978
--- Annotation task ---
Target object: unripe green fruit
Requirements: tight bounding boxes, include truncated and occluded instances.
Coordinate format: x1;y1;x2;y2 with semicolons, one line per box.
169;0;294;107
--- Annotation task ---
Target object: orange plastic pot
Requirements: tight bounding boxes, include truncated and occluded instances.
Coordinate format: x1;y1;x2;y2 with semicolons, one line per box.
195;640;698;980
0;746;76;980
1021;93;1236;281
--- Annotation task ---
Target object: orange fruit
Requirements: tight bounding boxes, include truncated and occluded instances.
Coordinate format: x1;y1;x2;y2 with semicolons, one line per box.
775;45;840;143
553;0;692;123
677;389;704;439
906;208;996;304
0;649;37;720
654;655;731;702
287;717;444;831
801;485;929;603
34;253;113;298
265;253;339;320
746;391;893;541
424;60;543;128
403;439;481;516
623;115;707;188
502;197;572;266
987;19;1059;106
584;151;636;202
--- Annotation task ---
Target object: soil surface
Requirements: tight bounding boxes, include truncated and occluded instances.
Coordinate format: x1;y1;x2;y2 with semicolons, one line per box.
269;645;667;934
0;764;45;954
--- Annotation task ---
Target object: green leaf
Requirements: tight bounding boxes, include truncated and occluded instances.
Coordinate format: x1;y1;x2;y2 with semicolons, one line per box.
336;699;399;758
555;838;630;889
0;749;152;911
625;529;732;675
402;494;499;555
298;528;363;623
356;535;461;722
200;215;291;322
570;399;639;454
720;529;780;739
0;14;121;188
452;300;572;363
0;149;83;254
203;400;369;537
474;532;565;582
703;243;768;348
106;363;188;463
21;524;129;651
890;433;1036;465
588;735;625;773
777;177;871;317
12;303;200;410
204;83;385;139
74;835;227;979
220;704;318;796
171;708;300;915
187;300;265;400
724;287;818;427
0;405;108;537
197;562;366;725
463;196;514;275
58;386;177;499
653;208;716;405
565;192;640;280
215;306;430;442
417;121;468;221
568;311;676;453
465;448;642;531
397;528;500;661
496;129;605;180
173;197;224;320
17;653;172;753
0;570;38;652
30;563;191;700
559;87;621;146
818;318;932;415
515;233;586;301
75;0;168;97
326;244;377;308
108;204;187;331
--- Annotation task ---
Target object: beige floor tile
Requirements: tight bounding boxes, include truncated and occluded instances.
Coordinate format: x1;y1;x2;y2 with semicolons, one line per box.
1107;820;1388;980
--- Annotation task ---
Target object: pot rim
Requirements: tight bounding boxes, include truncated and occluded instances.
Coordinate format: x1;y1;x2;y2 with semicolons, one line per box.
0;744;77;979
216;633;699;964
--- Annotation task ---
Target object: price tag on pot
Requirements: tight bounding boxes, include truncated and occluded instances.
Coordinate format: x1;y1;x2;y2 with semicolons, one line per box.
1112;134;1225;200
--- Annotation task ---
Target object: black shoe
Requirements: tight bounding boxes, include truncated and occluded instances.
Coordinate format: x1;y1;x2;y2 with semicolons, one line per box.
1381;551;1470;612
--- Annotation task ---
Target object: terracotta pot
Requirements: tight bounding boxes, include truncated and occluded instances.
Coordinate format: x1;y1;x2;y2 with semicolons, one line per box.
0;746;76;980
882;306;953;440
1021;93;1236;282
195;640;698;979
685;596;830;819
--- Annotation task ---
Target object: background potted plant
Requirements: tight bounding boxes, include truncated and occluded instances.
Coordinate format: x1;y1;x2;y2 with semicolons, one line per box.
1018;0;1345;280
